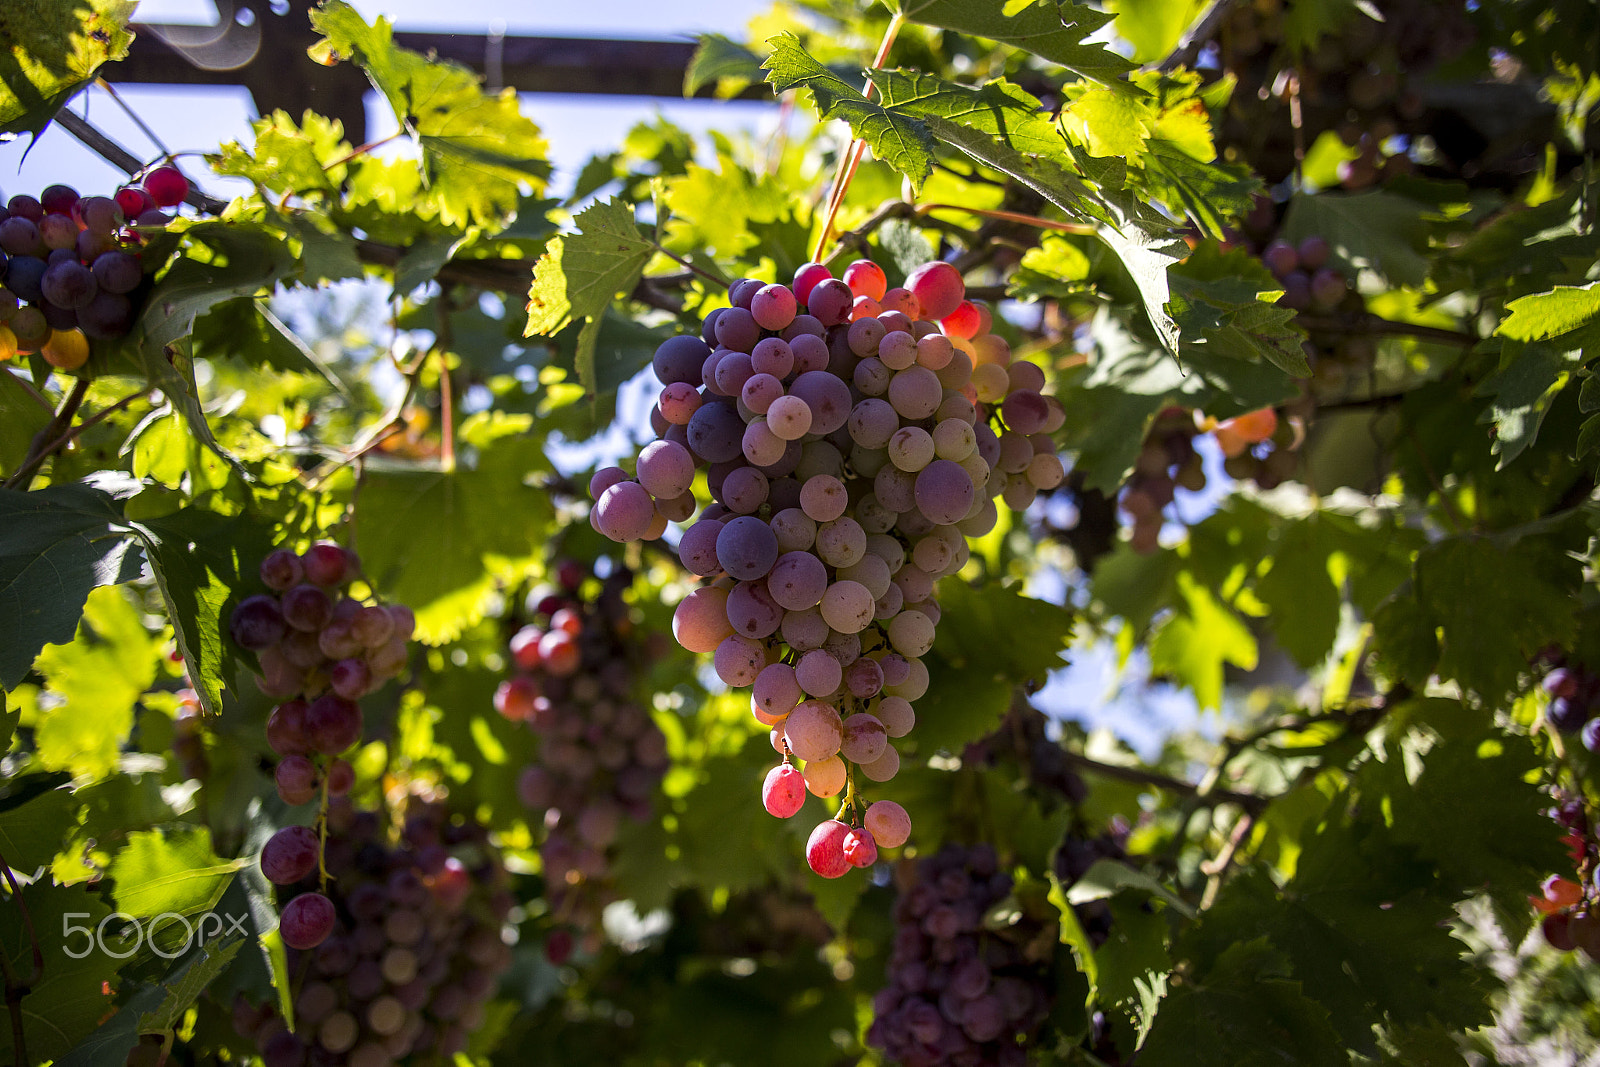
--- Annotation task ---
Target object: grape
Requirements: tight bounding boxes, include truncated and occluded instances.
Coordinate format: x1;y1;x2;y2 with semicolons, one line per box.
789;333;830;374
807;278;853;325
280;891;336;950
594;480;657;542
799;474;847;522
751;283;797;330
713;633;765;686
6;256;46;302
840;554;891;599
678;519;725;576
231;595;288;649
843;826;878;867
781;606;829;651
144;166;190;208
849;398;899;449
914;460;976;525
803;755;847;797
716;516;779;580
714;350;755;396
636;439;695;499
753;662;803;720
653;333;710;385
267;700;311;756
784;700;843;761
846;657;885;699
304;543;354;586
859;744;900;782
766;394;813;440
1262;239;1298;276
687;401;746;463
841;713;888;764
879;287;920;319
768;550;828;610
262;825;321;885
855;356;891;395
715;306;760;351
0;217;40;256
114;187;151;218
741;371;783;414
673;586;735;653
887;366;942;420
888;427;936;472
816;518;866;568
906;261;964;320
820;580;874;634
865;800;911;847
306;693;362;754
792;262;832;304
79;291;134;340
806;819;852;878
843;259;888;300
796;648;843;696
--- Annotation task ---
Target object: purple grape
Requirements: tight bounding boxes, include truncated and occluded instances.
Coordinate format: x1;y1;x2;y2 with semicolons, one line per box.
686;400;745;463
266;699;311;757
0;217;40;256
280;892;336;950
713;306;760;352
715;516;779;580
275;756;319;805
230;595;287;649
261;825;320;885
91;251;142;295
260;549;304;591
5;255;46;303
1550;696;1589;734
305;693;362;754
78;291;133;339
281;584;333;632
41;260;97;309
652;333;710;385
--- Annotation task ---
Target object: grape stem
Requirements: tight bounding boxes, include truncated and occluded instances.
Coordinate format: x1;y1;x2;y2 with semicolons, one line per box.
0;846;41;1067
3;385;154;491
812;11;906;263
317;760;333;893
916;203;1097;236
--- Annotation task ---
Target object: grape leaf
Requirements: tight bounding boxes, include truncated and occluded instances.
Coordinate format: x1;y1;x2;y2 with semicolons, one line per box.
0;883;121;1064
868;70;1068;157
188;297;345;391
763;34;937;189
354;435;555;644
1254;517;1343;668
1093;893;1170;1042
1497;281;1600;342
209;108;350;197
1168;244;1308;375
0;477;143;689
0;369;52;474
1475;339;1582;468
1147;572;1258;710
53;982;165;1067
1061;89;1152;157
136;936;245;1034
1280;190;1434;288
1138;939;1347;1067
32;586;159;780
0;0;136;137
1106;0;1208;63
919;582;1071;752
895;0;1137;88
0;781;77;873
684;33;764;98
525;198;656;404
309;1;549;228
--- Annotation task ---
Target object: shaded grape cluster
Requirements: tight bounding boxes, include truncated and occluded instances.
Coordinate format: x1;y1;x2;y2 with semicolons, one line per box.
231;541;416;950
1531;796;1600;960
0;168;188;369
503;562;671;947
234;797;514;1066
590;257;1066;876
1541;659;1600;745
868;843;1055;1066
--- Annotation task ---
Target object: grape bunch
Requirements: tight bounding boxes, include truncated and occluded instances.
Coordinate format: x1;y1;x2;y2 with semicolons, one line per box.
589;257;1066;876
1119;403;1292;554
0;167;189;369
230;541;416;949
1540;658;1600;748
500;561;671;947
867;843;1056;1066
234;797;515;1066
1531;796;1600;958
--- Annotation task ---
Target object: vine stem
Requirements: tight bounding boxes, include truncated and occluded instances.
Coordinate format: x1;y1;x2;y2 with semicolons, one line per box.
916;203;1097;235
812;11;906;263
321;131;405;173
0;847;41;1067
4;386;154;491
4;378;89;492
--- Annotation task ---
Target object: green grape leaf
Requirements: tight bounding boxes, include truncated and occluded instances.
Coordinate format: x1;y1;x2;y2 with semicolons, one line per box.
1254;517;1343;668
1415;533;1581;701
209;109;351;197
1475;339;1583;469
136;936;245;1034
1093;893;1170;1042
139;223;299;353
525;198;656;404
1148;572;1258;710
0;370;52;474
1138;939;1346;1067
1142;142;1262;239
1169;244;1308;375
0;781;78;873
919;582;1071;752
868;71;1069;158
1279;190;1433;288
53;982;166;1067
1106;0;1208;63
310;1;549;228
188;298;345;391
133;508;276;717
355;434;555;644
897;0;1137;87
32;585;158;780
1061;88;1152;157
1498;281;1600;343
0;477;143;689
0;0;136;137
764;34;936;189
663;160;792;260
0;884;123;1064
684;33;765;99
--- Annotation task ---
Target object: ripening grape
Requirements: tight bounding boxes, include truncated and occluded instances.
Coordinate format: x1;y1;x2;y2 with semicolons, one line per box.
806;819;852;878
280;891;336;950
261;825;321;885
763;763;807;817
864;800;911;847
784;700;843;762
803;755;847;797
841;713;888;764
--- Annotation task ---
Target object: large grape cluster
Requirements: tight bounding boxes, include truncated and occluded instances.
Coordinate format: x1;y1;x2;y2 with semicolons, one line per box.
867;843;1055;1066
0;168;189;369
234;797;514;1067
500;561;671;947
590;257;1066;876
230;541;416;950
